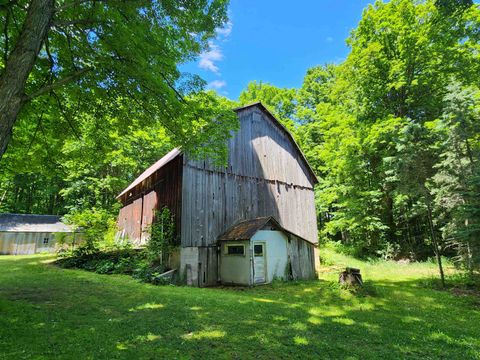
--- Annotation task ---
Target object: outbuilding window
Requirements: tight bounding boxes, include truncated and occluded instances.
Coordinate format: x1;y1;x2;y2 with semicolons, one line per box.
225;244;245;256
43;237;49;244
254;244;264;256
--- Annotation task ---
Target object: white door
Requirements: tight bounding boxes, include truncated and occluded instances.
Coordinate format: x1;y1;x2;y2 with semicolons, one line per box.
253;242;266;284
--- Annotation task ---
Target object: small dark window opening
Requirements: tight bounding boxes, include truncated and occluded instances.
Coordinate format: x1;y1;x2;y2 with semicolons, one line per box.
43;237;49;244
226;245;245;255
254;244;263;257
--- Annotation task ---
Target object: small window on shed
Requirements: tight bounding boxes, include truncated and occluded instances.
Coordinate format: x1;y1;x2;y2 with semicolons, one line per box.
225;244;245;256
254;244;264;257
43;237;49;244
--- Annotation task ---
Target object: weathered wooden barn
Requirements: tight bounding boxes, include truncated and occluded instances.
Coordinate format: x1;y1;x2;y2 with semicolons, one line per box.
117;102;319;286
0;214;77;255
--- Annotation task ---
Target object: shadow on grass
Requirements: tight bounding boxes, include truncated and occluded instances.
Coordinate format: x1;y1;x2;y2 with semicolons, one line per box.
0;256;479;359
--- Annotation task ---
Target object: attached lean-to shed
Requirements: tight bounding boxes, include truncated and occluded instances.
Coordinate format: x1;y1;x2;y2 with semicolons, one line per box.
0;214;77;255
218;217;317;286
117;102;320;286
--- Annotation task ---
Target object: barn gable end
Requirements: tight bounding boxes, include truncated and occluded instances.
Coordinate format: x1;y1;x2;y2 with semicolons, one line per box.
117;151;183;245
233;102;317;187
181;103;318;249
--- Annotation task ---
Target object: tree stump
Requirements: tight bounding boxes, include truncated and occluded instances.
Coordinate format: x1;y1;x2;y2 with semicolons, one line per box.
339;267;363;286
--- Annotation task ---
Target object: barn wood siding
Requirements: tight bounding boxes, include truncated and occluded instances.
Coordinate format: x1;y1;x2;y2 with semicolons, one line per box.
117;155;183;245
181;106;318;249
288;236;316;280
0;232;56;255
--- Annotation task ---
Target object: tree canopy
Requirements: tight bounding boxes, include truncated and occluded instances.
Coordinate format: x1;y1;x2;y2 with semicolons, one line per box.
0;0;238;215
237;0;480;274
0;0;237;160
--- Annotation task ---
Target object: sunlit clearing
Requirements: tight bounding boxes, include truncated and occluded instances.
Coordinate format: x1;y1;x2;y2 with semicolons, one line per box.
401;316;422;324
294;336;309;345
253;297;276;303
332;318;355;325
129;303;164;312
307;316;323;325
146;334;161;341
309;307;345;317
429;332;453;342
116;343;128;350
292;322;307;331
182;330;226;340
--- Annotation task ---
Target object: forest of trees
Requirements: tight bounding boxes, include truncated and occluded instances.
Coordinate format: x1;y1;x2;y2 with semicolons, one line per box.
239;0;480;277
1;0;479;274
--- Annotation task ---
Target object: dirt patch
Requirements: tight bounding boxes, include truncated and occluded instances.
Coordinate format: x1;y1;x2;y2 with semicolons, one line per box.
450;287;480;298
1;288;57;305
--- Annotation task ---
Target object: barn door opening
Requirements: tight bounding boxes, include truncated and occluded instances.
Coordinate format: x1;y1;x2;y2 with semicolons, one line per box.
253;242;266;284
197;247;218;287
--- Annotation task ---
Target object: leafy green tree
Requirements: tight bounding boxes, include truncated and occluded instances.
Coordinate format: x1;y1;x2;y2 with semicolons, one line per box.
296;64;338;124
63;208;114;252
293;0;479;278
429;82;480;272
0;89;236;215
0;0;235;160
239;81;297;133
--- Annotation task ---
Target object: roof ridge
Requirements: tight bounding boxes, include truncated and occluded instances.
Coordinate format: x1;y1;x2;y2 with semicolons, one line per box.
116;148;182;198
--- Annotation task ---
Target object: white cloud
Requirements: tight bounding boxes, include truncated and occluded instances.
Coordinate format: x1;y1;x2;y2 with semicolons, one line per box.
199;42;223;74
207;80;227;89
216;20;233;38
198;19;232;88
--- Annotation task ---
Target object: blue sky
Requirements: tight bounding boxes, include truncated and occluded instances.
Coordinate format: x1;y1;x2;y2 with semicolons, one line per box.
183;0;374;100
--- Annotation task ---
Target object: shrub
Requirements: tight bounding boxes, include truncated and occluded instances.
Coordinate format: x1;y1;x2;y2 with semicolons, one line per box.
376;241;401;261
63;209;115;251
146;207;176;265
95;260;116;274
114;257;137;274
55;247;176;285
57;207;178;286
132;261;168;284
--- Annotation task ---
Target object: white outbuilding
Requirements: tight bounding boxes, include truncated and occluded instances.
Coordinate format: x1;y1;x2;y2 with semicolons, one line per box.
218;217;318;286
0;214;77;255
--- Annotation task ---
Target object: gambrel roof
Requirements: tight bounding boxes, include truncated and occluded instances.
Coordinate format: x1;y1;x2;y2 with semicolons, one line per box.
233;102;318;185
116;102;318;198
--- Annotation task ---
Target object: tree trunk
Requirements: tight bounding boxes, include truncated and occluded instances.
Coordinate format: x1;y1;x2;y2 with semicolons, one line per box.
0;0;54;159
385;193;395;242
427;207;445;288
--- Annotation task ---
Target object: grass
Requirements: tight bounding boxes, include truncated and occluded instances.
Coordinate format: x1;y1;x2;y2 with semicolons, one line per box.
0;252;479;359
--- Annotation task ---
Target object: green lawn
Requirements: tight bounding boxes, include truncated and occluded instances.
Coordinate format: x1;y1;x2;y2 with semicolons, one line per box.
0;253;479;360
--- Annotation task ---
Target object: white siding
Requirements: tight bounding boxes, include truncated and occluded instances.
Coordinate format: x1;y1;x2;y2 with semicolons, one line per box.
252;230;289;282
0;232;56;255
219;241;251;285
